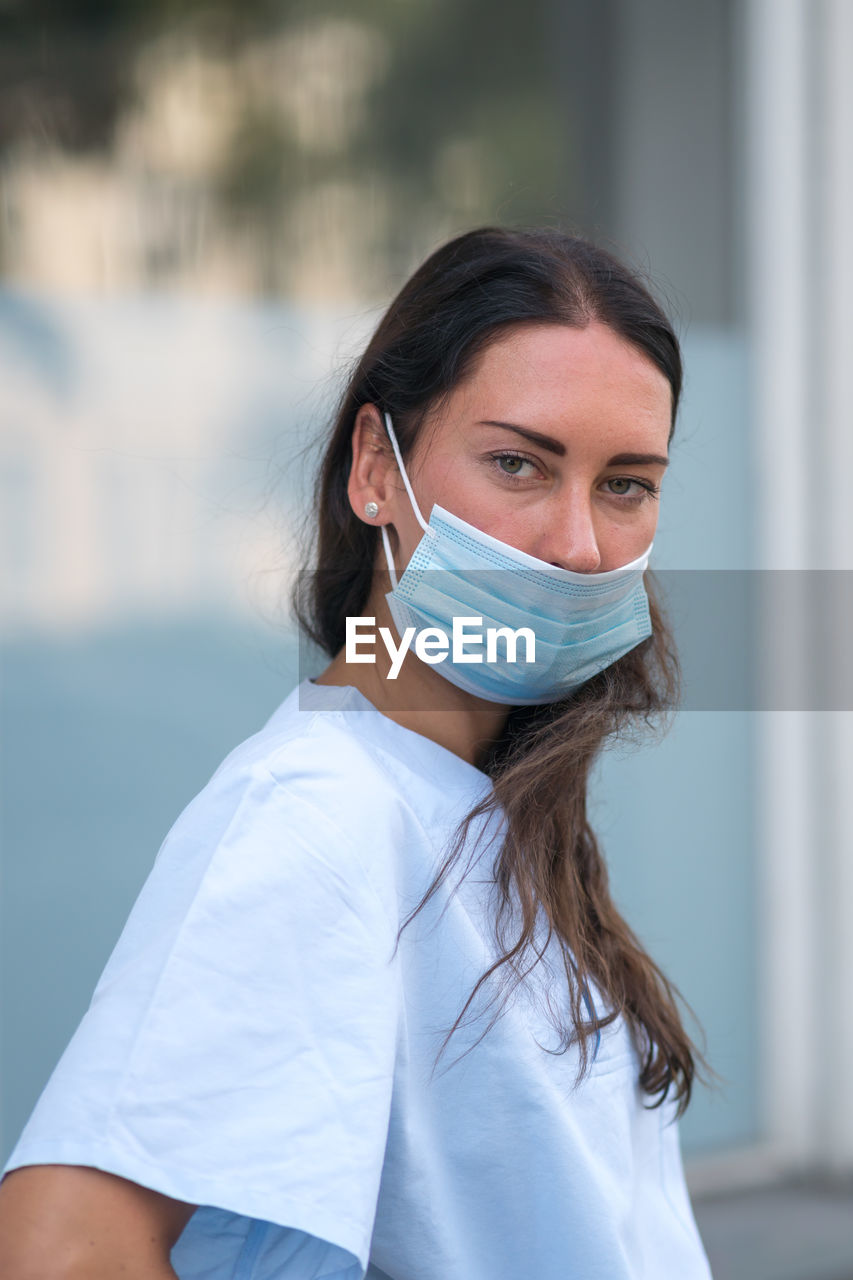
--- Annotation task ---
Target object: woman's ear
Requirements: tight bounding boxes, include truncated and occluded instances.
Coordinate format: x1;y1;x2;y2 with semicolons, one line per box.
347;404;397;525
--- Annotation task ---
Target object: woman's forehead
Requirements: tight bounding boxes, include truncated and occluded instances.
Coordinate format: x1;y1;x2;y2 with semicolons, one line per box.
415;322;672;452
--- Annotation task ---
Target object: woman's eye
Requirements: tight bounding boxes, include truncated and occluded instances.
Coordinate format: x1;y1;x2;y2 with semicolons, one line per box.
493;452;537;479
603;477;660;502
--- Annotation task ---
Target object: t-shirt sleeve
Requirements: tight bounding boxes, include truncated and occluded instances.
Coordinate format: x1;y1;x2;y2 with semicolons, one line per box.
2;758;401;1277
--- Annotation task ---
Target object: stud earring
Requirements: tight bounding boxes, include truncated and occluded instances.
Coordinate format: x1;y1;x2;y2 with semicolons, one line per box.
364;501;379;519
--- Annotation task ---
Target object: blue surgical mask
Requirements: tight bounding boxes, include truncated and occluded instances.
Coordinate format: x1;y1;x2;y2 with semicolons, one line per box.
379;412;654;705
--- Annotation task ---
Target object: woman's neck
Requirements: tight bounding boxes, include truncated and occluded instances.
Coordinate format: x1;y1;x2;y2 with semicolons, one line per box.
314;585;511;768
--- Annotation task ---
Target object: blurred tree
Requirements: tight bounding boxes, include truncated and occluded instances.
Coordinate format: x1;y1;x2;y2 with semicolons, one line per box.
0;0;301;152
0;0;575;296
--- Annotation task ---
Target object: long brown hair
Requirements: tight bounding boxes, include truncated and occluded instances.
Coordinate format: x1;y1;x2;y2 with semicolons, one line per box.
296;226;710;1116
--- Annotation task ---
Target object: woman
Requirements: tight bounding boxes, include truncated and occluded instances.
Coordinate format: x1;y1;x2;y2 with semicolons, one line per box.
0;227;713;1278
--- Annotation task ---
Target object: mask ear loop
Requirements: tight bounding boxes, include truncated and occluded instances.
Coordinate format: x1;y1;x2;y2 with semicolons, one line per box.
379;411;433;589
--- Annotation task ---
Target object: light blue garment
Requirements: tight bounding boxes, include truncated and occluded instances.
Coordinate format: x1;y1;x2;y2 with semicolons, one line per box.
380;412;654;705
3;680;712;1279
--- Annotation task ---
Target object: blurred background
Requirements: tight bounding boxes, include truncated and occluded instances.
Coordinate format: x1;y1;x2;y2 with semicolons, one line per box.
1;2;851;1276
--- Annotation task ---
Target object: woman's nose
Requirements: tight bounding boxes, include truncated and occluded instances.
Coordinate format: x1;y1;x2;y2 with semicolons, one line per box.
540;499;602;573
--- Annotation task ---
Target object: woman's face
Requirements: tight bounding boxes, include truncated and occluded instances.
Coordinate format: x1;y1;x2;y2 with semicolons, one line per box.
388;320;673;575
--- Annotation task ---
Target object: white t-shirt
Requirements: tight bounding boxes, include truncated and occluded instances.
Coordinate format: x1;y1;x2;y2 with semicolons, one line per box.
4;679;712;1279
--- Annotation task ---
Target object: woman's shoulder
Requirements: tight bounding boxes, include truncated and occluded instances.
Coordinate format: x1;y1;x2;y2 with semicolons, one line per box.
150;680;485;920
203;679;489;845
86;684;418;1018
196;683;419;850
219;680;402;791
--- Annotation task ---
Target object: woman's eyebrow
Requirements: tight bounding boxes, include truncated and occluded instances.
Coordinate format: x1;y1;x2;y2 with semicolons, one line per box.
477;420;669;467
